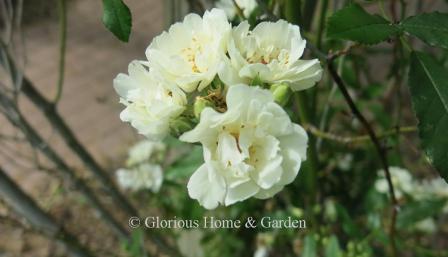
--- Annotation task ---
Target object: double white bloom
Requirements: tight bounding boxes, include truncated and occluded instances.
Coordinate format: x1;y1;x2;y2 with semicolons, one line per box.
114;9;323;208
116;164;163;193
181;85;308;209
115;9;321;141
375;166;448;213
375;166;414;199
116;140;166;192
147;9;231;92
219;20;323;91
114;61;186;140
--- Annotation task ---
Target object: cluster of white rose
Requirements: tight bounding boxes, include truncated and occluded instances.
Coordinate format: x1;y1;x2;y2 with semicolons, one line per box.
375;166;414;199
114;9;322;209
375;166;448;233
375;166;448;207
116;140;165;193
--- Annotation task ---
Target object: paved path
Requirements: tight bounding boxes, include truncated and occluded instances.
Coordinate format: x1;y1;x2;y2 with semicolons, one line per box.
2;0;165;190
0;0;165;256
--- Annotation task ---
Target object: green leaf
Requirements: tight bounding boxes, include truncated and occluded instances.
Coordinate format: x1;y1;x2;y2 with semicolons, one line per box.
397;199;446;229
325;236;342;257
327;3;399;44
122;229;144;257
401;12;448;49
408;52;448;182
165;146;203;180
335;203;360;237
102;0;132;42
302;235;317;257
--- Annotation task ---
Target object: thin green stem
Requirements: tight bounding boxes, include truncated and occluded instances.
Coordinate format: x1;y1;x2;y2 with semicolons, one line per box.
302;0;318;31
54;0;67;104
305;124;417;144
317;54;344;151
378;0;391;20
399;36;412;52
316;0;328;49
327;58;399;257
294;92;318;203
232;0;246;20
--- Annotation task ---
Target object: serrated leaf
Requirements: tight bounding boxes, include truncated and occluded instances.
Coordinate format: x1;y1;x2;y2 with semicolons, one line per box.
408;51;448;182
102;0;132;42
397;199;446;229
401;12;448;49
327;3;399;44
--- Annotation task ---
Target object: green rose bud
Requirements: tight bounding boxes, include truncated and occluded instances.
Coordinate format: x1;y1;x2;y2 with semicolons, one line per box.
270;83;292;106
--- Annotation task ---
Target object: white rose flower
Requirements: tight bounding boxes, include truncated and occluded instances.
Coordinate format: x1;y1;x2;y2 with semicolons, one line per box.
146;8;231;92
116;164;163;192
126;140;166;166
180;84;308;209
375;166;414;199
219;20;323;91
114;61;187;140
216;0;258;19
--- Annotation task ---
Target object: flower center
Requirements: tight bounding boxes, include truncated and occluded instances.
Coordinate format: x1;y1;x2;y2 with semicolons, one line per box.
246;46;281;64
180;37;203;73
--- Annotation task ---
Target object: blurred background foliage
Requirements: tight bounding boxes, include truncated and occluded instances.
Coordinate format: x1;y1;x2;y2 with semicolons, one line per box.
1;0;448;257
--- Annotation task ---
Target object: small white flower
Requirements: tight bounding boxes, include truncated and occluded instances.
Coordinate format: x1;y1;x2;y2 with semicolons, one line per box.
254;233;274;257
254;246;269;257
114;61;187;140
146;8;231;92
126;140;166;166
424;178;448;198
375;166;414;199
219;20;322;91
116;164;163;192
413;218;437;234
180;84;308;209
323;198;337;222
337;154;353;171
216;0;258;19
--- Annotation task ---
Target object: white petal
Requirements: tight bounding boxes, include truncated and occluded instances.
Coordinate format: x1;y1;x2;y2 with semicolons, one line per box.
287;59;323;91
225;180;259;206
187;163;226;209
218;60;245;86
217;132;244;167
278;124;308;185
180;108;221;143
254;184;284;199
255;155;283;189
113;61;147;98
226;84;273;110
